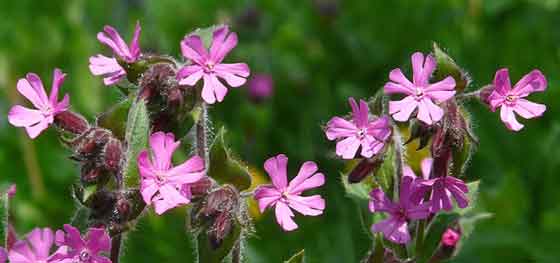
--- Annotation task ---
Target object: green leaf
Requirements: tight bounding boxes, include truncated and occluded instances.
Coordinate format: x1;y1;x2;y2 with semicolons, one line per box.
69;206;91;232
433;42;470;93
451;106;476;178
373;144;395;195
97;99;132;140
208;128;252;191
454;181;480;216
197;218;242;263
284;249;305;263
123;99;150;187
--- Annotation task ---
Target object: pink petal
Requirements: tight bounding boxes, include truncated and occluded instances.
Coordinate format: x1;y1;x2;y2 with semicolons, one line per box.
0;247;6;263
411;52;435;87
213;63;250;78
91;255;112;263
49;68;66;105
359;136;377;158
335;136;361;159
254;185;281;212
54;94;70;114
57;224;85;249
167;158;205;184
387;68;414;92
24;118;51;139
8;105;44;127
153;184;190;215
215;69;248;87
513;99;546;119
177;65;204;86
181;35;208;65
201;74;229;104
425;76;456;102
406;202;431;219
288;165;324;194
27;228;54;260
287;195;325;216
264;154;289;190
210;26;238;64
88;55;126;86
351;98;369;128
128;21;142;61
16;77;47;110
366;116;392;141
149;132;180;171
492;68;512;96
274;201;298;231
98;25;132;61
416;98;444;125
512;69;547;97
500;105;524;131
384;82;414;96
420;158;433;180
369;188;397;213
8;241;36;262
372;217;410;244
140;178;159;205
325;117;357;140
389;96;418;122
85;228;111;254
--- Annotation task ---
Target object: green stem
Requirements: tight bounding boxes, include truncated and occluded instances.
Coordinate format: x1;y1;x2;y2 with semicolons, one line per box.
415;219;426;259
392;127;404;199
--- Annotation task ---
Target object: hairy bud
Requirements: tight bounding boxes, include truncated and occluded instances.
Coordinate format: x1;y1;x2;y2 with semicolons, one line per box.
103;138;123;174
189;177;213;198
81;163;107;185
54;111;90;135
348;157;383;183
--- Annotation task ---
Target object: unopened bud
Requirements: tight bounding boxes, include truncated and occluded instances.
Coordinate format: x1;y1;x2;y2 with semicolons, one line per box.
54;111;90;135
81;163;107;185
201;185;239;217
209;212;233;249
103;138;122;173
189;177;213;198
429;228;462;263
442;228;461;247
348;158;383;183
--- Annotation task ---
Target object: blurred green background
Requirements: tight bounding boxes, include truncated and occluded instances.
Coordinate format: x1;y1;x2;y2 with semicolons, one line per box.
1;0;559;262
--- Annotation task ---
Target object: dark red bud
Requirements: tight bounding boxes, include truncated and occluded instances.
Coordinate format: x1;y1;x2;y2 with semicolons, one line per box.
190;177;213;198
54;111;90;135
103;138;123;173
209;212;233;249
201;185;239;217
81;163;107;185
348;158;383;183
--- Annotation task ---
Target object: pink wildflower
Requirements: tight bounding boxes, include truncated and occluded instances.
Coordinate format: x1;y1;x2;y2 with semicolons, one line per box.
52;225;110;263
325;98;392;159
8;228;62;263
254;154;326;231
488;68;547;131
419;158;469;212
89;22;141;86
384;52;456;125
0;248;6;263
369;166;430;244
441;228;461;247
8;69;69;139
138;132;205;215
177;25;250;104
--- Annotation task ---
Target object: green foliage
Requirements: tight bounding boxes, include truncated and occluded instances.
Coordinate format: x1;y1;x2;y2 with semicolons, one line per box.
208;128;252;191
284;249;305;263
432;43;470;93
197;219;242;263
97;99;132;140
123;99;150;187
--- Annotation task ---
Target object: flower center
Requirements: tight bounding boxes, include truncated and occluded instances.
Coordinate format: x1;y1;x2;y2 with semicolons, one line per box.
505;94;518;105
204;61;215;73
154;171;167;185
414;87;424;100
79;250;91;262
356;128;367;139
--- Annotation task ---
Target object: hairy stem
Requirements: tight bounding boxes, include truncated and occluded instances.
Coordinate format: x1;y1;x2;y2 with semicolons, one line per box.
110;235;122;263
415;219;426;259
196;102;210;171
232;241;241;263
392;127;405;199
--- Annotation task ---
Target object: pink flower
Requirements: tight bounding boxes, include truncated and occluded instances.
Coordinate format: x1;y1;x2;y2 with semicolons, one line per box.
488;68;547;131
177;25;250;104
52;225;110;263
369;166;430;244
8;69;69;139
384;52;456;125
8;228;62;263
254;154;326;231
247;74;274;102
419;158;469;212
325;98;392;159
138;132;205;215
89;22;141;86
441;228;461;247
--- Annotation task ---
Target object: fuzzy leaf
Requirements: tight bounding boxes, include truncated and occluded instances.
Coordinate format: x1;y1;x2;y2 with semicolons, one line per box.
341;172;375;201
97;99;132;140
208;128;252;191
451;107;476;179
284;249;305;263
197;218;242;263
433;43;470;93
123;99;150;187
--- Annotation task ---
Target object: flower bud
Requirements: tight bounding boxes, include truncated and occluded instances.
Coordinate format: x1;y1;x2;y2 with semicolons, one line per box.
200;185;239;217
429;228;462;262
103;138;123;173
54;111;90;135
81;163;108;185
348;157;383;183
189;177;213;198
442;228;461;247
209;212;233;249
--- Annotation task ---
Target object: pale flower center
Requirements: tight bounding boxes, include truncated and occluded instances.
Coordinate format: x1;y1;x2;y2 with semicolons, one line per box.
78;250;91;262
505;94;518;105
414;87;425;100
356;128;367;139
154;171;167;185
204;61;215;73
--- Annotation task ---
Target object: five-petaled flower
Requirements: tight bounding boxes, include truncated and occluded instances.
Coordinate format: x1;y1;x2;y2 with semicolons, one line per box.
53;225;111;263
325;98;392;159
487;68;547;131
138;132;205;215
177;25;250;104
89;22;142;86
8;69;70;139
417;158;469;213
8;228;63;263
384;52;456;125
369;166;430;244
254;154;326;231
